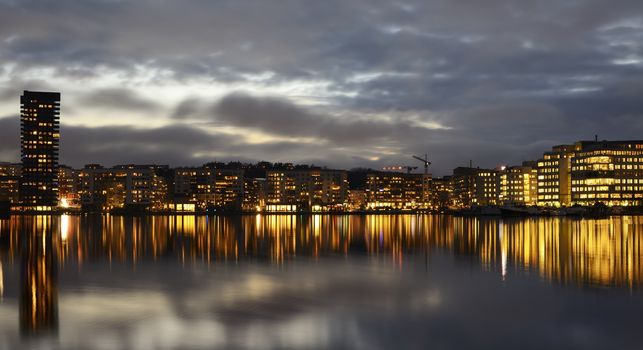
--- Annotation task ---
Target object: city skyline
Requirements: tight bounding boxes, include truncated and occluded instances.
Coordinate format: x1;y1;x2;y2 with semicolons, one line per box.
1;1;643;176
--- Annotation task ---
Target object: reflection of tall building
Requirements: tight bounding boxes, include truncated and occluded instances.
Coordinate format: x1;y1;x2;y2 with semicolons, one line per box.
20;216;58;336
19;91;61;211
2;214;642;292
0;259;4;298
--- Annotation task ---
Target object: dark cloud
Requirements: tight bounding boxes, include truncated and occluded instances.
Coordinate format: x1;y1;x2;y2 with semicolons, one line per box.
0;77;55;102
1;0;643;174
79;88;160;112
0;115;383;169
171;98;206;119
213;92;440;146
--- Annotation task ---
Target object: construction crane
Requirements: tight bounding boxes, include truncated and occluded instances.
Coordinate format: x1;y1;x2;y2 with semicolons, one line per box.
412;154;431;175
382;165;418;174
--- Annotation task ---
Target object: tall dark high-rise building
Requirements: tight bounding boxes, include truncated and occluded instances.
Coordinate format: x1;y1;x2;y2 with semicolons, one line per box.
19;91;60;210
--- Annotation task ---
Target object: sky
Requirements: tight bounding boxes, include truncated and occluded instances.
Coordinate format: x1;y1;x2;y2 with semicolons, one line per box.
0;0;642;176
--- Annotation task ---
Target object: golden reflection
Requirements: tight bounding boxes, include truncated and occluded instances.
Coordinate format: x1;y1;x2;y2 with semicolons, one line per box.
20;215;58;336
0;259;3;299
60;214;69;243
0;215;642;288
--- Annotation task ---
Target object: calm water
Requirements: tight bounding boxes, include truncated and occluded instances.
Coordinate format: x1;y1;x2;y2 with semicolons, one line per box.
1;215;643;350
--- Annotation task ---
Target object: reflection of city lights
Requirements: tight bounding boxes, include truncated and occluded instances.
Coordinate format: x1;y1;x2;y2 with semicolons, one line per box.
0;260;3;298
499;221;507;281
313;215;321;237
61;214;69;242
3;215;642;288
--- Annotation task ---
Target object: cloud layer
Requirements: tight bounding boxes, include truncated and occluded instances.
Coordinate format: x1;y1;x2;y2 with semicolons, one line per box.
1;0;642;174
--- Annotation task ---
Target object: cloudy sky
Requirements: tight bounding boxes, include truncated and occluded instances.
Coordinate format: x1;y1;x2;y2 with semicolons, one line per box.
1;0;642;175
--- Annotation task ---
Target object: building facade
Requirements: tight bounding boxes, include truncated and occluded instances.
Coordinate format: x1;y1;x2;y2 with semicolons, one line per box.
58;165;80;208
365;172;431;209
243;177;265;211
537;140;643;207
173;166;245;210
570;141;643;207
79;165;160;211
19;91;60;210
265;169;348;211
430;176;453;209
0;162;21;204
451;167;499;208
536;145;575;207
213;168;244;209
173;167;215;208
499;162;538;206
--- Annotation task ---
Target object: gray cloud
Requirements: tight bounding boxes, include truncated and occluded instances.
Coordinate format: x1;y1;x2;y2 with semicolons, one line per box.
171;98;206;119
0;77;55;102
1;0;643;174
0;115;381;169
79;88;160;112
213;92;442;146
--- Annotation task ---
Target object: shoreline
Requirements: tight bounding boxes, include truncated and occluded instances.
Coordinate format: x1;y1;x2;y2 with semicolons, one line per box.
3;208;643;217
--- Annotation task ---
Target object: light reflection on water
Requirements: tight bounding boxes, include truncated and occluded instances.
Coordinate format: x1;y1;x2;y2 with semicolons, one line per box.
0;214;642;349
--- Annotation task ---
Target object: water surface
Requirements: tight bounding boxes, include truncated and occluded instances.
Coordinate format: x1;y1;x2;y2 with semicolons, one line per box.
1;215;642;349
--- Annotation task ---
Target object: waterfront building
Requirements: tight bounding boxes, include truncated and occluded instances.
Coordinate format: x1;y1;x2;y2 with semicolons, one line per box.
451;167;499;208
536;145;575;207
213;168;244;209
19;91;60;211
173;165;245;210
243;177;265;211
58;165;80;208
347;189;367;210
537;140;643;207
430;176;453;209
79;164;161;211
0;162;21;205
265;169;348;211
150;166;169;210
451;167;476;208
570;140;643;206
499;162;538;206
173;167;215;208
365;172;431;209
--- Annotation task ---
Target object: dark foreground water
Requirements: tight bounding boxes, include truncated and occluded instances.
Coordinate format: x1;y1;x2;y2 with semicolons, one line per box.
0;215;642;350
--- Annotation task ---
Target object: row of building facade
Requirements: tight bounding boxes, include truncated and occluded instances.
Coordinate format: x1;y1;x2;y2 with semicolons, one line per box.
4;162;355;212
2;138;642;212
440;140;643;209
